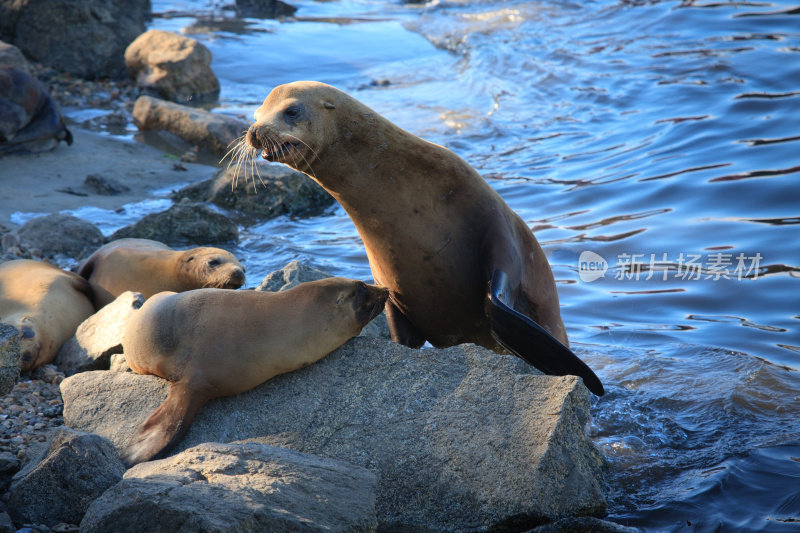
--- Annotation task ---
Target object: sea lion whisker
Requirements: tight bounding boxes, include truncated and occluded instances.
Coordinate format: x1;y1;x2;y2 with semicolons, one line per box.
282;133;319;179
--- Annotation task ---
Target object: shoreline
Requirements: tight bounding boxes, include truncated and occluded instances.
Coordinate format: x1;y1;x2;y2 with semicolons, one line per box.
0;128;216;232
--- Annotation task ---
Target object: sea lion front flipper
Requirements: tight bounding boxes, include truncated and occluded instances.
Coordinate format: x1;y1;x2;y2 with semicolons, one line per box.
121;380;207;467
384;298;426;348
486;269;605;396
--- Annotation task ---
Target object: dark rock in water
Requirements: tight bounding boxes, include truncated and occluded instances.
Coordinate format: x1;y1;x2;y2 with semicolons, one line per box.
525;516;643;532
0;0;151;80
235;0;297;18
173;164;334;224
125;30;220;104
0;323;20;396
16;214;104;261
83;174;130;196
62;336;607;531
257;260;392;340
132;95;249;157
110;199;239;245
7;428;125;527
80;442;378;533
0;67;72;155
55;291;145;376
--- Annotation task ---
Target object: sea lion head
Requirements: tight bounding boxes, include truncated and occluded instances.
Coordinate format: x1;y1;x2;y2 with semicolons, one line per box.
304;277;389;336
246;81;344;173
179;247;246;290
17;316;43;372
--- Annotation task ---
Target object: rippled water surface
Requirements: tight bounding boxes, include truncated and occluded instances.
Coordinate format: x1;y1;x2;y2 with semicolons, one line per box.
77;0;800;529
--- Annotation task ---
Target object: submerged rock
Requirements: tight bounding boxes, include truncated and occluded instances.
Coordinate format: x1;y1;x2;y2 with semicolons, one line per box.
235;0;297;18
173;164;334;224
62;336;606;531
110;199;238;245
125;30;220;104
80;442;378;533
132;95;249;157
7;428;125;527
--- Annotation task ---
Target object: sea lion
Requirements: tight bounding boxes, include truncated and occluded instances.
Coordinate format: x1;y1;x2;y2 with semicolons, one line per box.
121;278;389;465
0;260;94;371
0;67;72;155
243;81;604;396
78;238;246;309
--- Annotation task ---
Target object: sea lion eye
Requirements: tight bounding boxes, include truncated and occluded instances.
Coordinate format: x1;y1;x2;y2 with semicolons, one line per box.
208;259;221;268
283;104;306;125
186;256;195;263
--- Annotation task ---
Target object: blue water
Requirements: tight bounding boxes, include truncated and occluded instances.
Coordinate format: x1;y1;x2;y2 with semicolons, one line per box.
72;0;800;529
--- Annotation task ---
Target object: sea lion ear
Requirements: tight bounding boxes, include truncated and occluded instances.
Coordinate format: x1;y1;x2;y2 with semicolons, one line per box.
323;101;336;110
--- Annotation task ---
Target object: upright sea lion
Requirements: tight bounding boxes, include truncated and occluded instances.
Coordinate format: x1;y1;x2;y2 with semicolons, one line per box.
0;67;72;155
121;278;389;465
0;260;94;371
78;238;246;309
244;81;604;396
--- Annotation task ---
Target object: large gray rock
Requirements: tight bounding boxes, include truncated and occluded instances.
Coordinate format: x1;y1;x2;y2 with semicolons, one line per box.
125;30;219;104
173;164;334;224
0;323;20;396
55;292;145;376
110;199;238;245
257;260;391;340
16;214;104;260
81;442;378;533
61;337;606;531
6;428;125;527
132;95;249;157
0;0;151;79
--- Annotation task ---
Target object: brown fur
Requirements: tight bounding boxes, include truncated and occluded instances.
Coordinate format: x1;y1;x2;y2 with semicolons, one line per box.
0;260;94;370
78;238;246;309
121;278;388;465
246;82;568;351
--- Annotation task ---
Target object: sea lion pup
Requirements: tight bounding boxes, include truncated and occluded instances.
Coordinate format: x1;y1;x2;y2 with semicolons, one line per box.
121;278;389;466
244;81;604;396
78;238;246;309
0;260;94;371
0;67;72;155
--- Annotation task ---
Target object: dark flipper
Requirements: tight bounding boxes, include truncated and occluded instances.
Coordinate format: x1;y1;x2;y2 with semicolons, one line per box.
384;298;427;348
486;269;604;396
121;381;207;467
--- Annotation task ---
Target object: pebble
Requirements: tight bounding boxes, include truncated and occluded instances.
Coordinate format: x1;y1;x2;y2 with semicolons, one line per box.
0;367;66;459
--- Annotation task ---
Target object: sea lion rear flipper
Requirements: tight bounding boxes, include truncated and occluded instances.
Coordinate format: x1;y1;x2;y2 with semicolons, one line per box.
122;381;207;467
486;269;605;396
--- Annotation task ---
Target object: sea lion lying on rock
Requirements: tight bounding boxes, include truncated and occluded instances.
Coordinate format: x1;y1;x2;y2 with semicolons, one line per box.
121;278;389;465
0;260;94;371
78;238;246;309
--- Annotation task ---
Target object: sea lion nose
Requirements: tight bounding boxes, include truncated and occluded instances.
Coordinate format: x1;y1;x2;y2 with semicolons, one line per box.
246;125;261;149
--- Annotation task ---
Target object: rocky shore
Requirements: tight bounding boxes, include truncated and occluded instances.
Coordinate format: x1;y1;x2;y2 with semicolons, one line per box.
0;1;633;531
